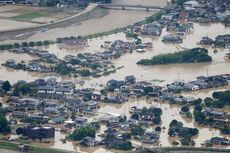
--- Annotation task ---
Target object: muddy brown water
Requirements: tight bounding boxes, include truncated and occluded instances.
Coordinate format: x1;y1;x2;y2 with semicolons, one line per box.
0;22;230;152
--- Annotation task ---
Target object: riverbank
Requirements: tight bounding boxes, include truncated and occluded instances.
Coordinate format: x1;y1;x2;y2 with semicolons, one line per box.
0;0;167;44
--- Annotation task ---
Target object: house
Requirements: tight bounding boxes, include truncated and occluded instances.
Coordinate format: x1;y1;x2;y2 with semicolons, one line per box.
208;137;230;145
200;37;214;45
75;117;87;126
106;95;125;103
22;125;55;139
204;108;226;119
65;98;81;110
193;80;208;89
55;87;74;96
5;59;16;66
106;79;125;91
162;34;183;43
141;131;159;144
12;111;27;119
80;137;98;147
28;114;49;123
184;1;201;10
184;83;200;91
124;75;136;84
49;115;65;124
44;107;59;114
38;86;55;94
167;84;184;93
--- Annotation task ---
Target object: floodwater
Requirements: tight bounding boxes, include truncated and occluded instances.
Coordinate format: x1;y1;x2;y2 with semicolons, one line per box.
41;23;230;87
0;22;230;151
27;10;154;42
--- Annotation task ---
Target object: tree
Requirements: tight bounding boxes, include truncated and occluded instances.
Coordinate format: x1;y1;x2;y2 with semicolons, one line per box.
155;126;161;132
131;126;145;136
122;133;131;140
193;98;202;105
13;43;20;48
36;41;43;46
194;105;202;112
152;116;161;124
79;69;91;77
0;114;11;134
21;42;29;47
29;42;35;47
16;127;23;135
121;140;132;150
193;110;206;123
204;97;213;107
43;40;50;46
69;125;96;141
2;81;11;92
144;86;153;94
55;63;73;75
71;112;76;121
181;105;189;112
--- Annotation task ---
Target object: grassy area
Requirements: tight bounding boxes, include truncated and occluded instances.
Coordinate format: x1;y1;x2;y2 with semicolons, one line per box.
0;141;71;153
9;12;50;21
84;27;127;39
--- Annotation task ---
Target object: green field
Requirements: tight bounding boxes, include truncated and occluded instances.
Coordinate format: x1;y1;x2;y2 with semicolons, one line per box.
9;12;50;21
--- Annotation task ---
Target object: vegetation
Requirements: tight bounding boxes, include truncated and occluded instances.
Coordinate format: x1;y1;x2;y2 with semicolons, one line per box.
10;12;50;21
168;119;198;146
68;125;96;141
0;114;11;134
137;48;212;65
108;140;133;150
131;107;162;125
131;125;145;136
13;82;36;96
2;81;11;92
55;63;73;75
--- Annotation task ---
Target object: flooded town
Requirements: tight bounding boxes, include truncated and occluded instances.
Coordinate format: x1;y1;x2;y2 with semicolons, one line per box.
0;0;229;153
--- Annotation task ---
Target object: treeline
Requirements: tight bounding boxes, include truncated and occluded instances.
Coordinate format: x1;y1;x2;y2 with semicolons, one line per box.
137;48;212;65
0;36;84;51
0;40;52;50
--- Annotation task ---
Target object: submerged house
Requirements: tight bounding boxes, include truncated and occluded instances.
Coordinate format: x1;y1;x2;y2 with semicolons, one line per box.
22;125;55;139
162;34;183;43
106;79;125;91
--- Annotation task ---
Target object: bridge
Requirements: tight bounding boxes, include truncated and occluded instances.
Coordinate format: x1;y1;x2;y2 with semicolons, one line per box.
99;4;163;11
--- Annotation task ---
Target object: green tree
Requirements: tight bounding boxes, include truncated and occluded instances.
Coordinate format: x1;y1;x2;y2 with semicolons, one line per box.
13;43;20;48
181;105;189;112
0;114;11;134
21;42;29;47
79;69;91;77
2;81;11;92
29;42;35;47
16;127;23;135
43;40;50;46
69;125;96;141
131;126;144;136
36;41;43;46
